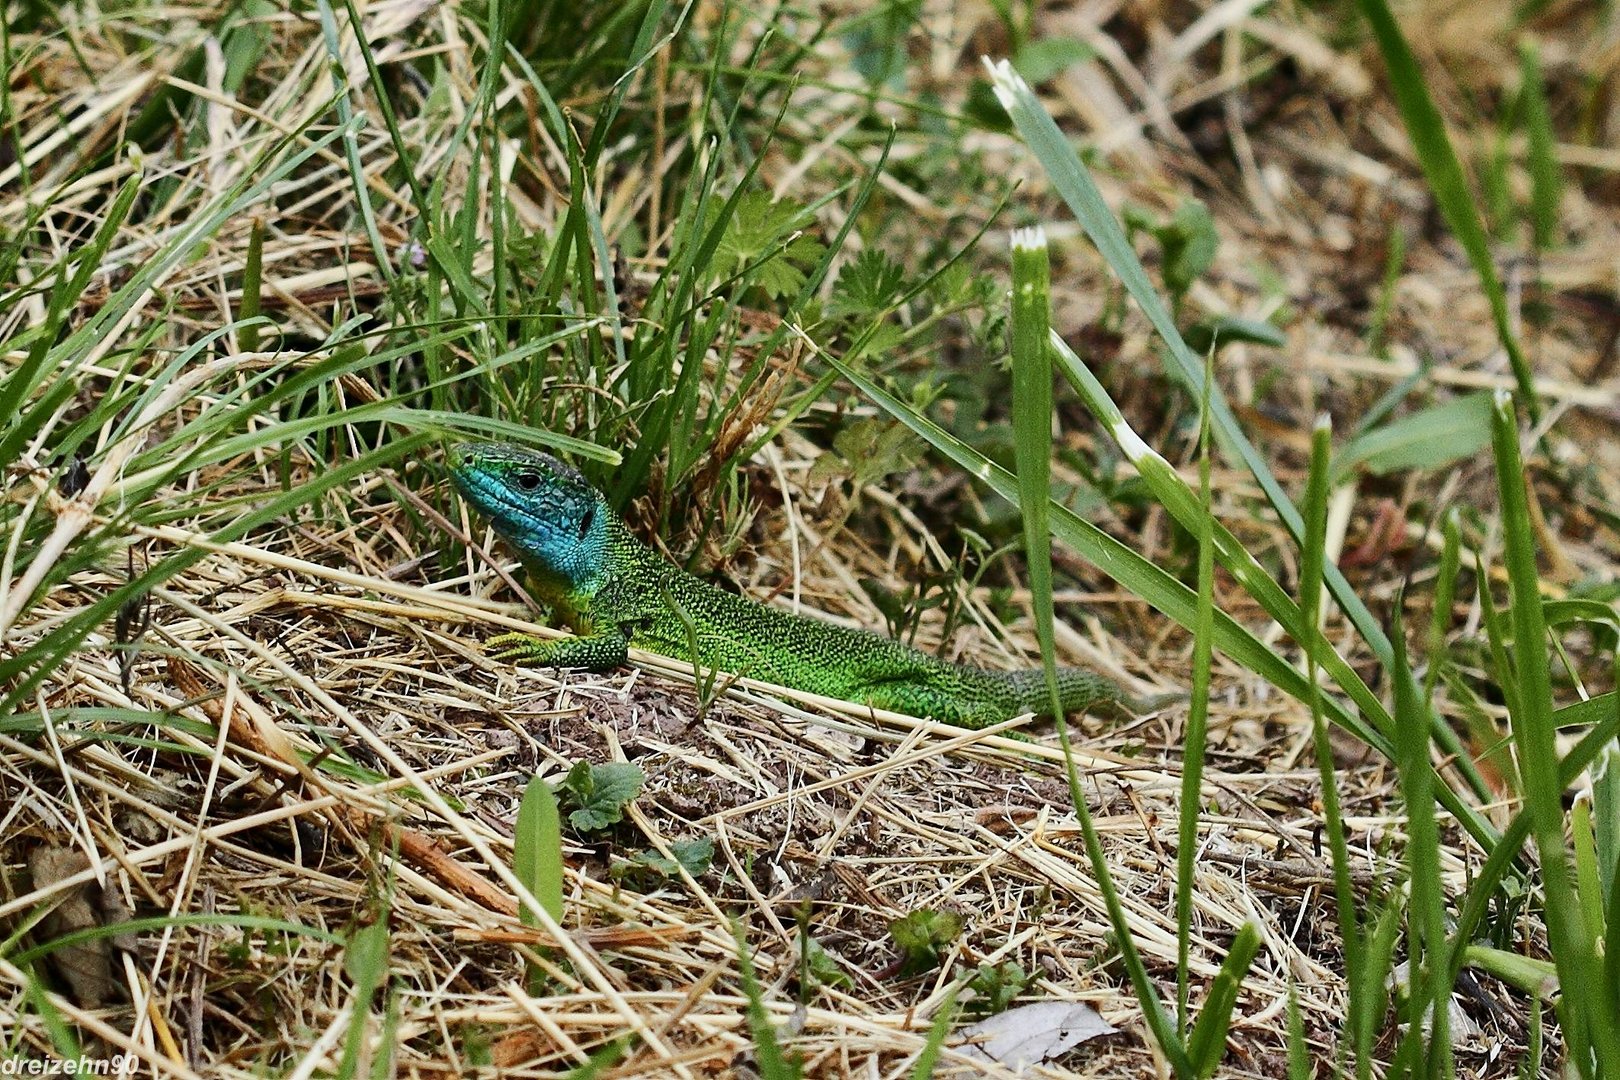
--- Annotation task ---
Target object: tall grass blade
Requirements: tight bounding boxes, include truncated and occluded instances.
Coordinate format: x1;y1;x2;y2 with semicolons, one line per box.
1047;331;1497;841
1519;42;1562;253
732;921;803;1080
909;985;959;1080
1300;414;1367;1066
982;58;1493;808
1008;227;1063;723
1491;390;1620;1075
1176;348;1217;1032
1391;602;1453;1077
980;57;1407;680
1007;226;1190;1073
1351;0;1537;419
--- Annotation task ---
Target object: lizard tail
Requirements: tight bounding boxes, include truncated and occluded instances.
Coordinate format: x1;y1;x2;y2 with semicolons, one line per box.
1004;667;1182;718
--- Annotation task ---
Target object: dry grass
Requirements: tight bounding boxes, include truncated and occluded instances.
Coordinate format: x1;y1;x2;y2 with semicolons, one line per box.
3;0;1616;1076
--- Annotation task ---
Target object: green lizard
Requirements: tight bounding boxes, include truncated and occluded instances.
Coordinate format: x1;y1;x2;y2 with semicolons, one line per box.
451;441;1167;728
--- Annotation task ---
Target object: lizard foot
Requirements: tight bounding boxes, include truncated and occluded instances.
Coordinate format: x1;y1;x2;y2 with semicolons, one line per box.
484;632;560;665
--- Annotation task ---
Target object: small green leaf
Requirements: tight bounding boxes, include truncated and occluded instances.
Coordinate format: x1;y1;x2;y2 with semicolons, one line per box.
556;761;646;833
342;918;390;986
967;960;1034;1016
888;909;963;977
1161;201;1218;299
613;837;715;882
830;248;907;317
1013;37;1095;84
1332;392;1494;483
664;837;714;875
1124;200;1218;302
338;916;392;1079
800;935;853;992
514;774;564;927
1182;315;1286;356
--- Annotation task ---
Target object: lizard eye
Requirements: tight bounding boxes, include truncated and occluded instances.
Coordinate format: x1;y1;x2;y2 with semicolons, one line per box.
514;472;542;492
577;506;594;538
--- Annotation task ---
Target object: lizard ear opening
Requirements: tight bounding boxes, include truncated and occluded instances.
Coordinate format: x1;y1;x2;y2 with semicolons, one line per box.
578;505;595;538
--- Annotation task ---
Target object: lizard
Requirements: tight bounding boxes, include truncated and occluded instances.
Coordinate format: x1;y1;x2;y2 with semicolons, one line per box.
450;441;1171;728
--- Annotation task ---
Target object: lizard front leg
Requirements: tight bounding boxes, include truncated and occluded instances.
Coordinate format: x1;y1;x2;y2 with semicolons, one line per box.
485;626;630;670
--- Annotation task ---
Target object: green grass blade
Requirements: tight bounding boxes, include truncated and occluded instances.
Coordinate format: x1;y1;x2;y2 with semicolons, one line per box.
1285;982;1311;1080
1351;0;1537;420
1008;227;1063;723
733;921;803;1080
1518;42;1562;253
23;970;81;1062
1049;331;1499;842
1572;798;1606;947
821;347;1373;752
0;432;435;713
980;56;1410;690
1176;347;1217;1033
1009;227;1191;1074
5;913;340;966
237;216;266;355
1491;390;1620;1074
1186;921;1261;1078
1424;510;1462;705
314;0;391;288
1301;414;1366;1055
985;58;1494;808
1391;601;1453;1077
336;914;391;1079
563;1037;633;1079
909;984;960;1080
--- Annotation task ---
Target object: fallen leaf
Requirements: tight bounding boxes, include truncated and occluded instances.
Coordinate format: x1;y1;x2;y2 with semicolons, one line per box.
27;847;132;1007
956;1000;1117;1069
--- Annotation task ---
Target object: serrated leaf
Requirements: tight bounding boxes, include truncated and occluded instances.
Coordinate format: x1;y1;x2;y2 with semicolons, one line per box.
967;960;1034;1016
802;936;853;991
557;761;645;833
888;909;962;976
1332;392;1494;483
831;248;907;317
617;837;714;880
710;190;825;299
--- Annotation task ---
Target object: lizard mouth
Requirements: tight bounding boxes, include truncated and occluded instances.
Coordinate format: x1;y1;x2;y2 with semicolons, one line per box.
449;448;530;533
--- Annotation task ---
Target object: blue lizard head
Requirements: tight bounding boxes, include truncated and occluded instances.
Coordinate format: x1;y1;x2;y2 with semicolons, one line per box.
450;442;610;591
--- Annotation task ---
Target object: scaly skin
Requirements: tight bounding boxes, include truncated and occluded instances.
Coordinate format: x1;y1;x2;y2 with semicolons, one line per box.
451;442;1162;728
